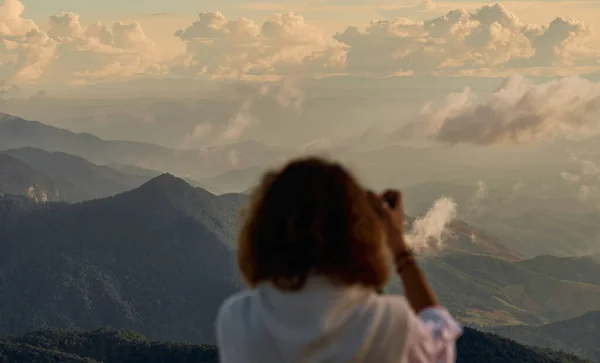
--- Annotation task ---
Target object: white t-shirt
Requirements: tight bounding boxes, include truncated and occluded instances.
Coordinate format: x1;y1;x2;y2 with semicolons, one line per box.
216;275;462;363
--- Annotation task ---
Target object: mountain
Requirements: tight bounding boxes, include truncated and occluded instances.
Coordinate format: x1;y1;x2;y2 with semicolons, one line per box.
400;180;600;257
0;174;246;344
0;113;284;180
0;327;591;363
518;255;600;286
0;154;63;201
406;254;600;327
199;166;264;194
0;328;218;363
491;311;600;362
2;172;597;344
425;218;522;261
107;163;217;193
456;327;592;363
2;148;150;202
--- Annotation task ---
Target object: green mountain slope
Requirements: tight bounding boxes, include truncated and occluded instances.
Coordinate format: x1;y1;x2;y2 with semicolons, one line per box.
0;327;590;363
0;174;245;344
419;254;600;327
492;311;600;362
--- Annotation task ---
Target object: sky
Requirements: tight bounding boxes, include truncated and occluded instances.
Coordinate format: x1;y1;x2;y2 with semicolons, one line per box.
2;0;600;93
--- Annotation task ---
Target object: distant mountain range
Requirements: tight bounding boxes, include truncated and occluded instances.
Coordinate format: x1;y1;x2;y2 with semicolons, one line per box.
0;113;284;180
3;111;600;359
0;327;592;363
1;147;149;202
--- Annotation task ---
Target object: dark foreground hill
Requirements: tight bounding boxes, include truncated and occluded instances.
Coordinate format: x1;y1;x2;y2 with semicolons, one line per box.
0;327;591;363
0;174;246;344
492;311;600;362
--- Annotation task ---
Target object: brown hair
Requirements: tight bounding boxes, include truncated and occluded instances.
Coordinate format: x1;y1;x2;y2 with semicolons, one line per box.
237;156;391;291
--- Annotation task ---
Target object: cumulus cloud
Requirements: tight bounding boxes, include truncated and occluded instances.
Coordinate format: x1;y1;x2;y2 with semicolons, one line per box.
3;1;600;85
0;0;167;84
335;4;599;77
376;0;440;21
406;75;600;145
173;11;346;79
560;153;600;203
0;0;57;81
405;196;457;252
45;12;167;83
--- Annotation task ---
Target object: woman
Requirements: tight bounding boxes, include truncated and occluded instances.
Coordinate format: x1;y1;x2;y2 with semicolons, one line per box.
216;156;462;363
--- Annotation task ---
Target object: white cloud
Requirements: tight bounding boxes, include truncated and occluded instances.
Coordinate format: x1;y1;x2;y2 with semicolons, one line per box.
180;77;307;147
0;0;57;81
44;12;167;83
405;196;457;252
334;4;599;77
0;0;168;85
406;74;600;145
2;1;600;85
173;11;346;79
181;122;215;148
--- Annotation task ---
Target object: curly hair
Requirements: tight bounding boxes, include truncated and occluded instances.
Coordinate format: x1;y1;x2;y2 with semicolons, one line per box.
237;156;392;292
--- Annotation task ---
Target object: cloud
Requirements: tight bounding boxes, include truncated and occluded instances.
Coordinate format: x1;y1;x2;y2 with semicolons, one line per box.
560;153;600;203
406;75;600;146
334;4;599;77
376;0;441;20
0;0;167;85
45;12;167;83
172;11;346;79
0;0;57;81
220;99;255;143
561;171;582;183
405;196;457;252
3;1;600;85
465;180;488;217
181;77;307;147
181;122;215;148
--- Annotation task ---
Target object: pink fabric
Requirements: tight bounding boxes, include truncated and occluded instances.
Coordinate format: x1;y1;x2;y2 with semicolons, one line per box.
406;307;462;363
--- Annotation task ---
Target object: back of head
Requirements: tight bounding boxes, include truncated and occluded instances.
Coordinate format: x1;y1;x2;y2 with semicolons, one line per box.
237;156;391;292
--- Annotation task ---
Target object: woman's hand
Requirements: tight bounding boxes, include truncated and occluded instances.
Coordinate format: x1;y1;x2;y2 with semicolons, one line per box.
380;190;411;259
366;189;410;259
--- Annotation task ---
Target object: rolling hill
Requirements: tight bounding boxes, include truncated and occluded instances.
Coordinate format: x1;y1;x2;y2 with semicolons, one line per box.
1;148;150;202
400;180;600;257
491;311;600;362
0;327;591;363
0;174;246;344
0;154;63;202
417;254;600;328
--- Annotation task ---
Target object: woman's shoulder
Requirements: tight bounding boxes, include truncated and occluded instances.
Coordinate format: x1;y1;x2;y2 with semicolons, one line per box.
217;289;255;324
367;293;413;318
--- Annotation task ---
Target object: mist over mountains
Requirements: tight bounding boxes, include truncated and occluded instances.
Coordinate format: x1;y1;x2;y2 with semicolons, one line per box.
2;112;600;362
